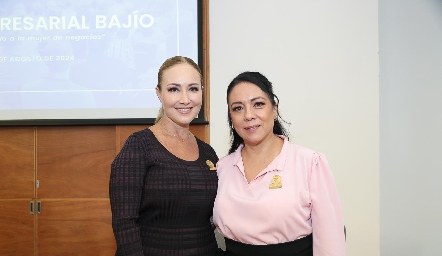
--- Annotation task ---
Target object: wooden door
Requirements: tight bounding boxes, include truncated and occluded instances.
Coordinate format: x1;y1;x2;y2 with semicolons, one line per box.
37;199;115;256
0;127;36;255
0;200;36;256
35;126;116;255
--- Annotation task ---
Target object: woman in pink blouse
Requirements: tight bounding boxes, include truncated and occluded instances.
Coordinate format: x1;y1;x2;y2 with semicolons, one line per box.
213;71;346;256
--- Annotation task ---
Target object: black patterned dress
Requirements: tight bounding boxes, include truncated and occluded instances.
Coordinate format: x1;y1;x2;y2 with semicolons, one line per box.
110;128;220;256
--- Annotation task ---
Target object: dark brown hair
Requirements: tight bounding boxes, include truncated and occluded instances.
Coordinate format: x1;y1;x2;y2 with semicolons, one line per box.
226;71;289;154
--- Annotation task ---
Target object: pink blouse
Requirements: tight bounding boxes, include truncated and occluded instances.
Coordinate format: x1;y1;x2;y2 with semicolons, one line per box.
213;136;346;255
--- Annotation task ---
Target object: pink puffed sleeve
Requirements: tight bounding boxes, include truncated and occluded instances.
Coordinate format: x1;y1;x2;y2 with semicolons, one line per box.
309;152;346;256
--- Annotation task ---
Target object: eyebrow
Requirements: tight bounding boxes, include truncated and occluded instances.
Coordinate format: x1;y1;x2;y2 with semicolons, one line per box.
230;96;266;107
166;83;200;87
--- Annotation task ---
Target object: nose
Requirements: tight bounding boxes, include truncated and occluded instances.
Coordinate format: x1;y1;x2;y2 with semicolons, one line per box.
180;91;191;105
243;106;254;121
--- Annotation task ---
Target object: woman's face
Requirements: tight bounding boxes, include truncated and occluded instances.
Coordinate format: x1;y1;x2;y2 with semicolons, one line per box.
228;82;277;146
156;63;202;126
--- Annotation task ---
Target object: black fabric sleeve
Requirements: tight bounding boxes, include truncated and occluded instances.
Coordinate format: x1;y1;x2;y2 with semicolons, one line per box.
109;134;146;256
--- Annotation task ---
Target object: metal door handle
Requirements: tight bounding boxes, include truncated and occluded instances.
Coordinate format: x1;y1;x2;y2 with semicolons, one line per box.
37;201;41;214
30;201;35;215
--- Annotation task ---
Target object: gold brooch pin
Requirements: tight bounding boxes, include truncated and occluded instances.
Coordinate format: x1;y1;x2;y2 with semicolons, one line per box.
269;175;282;189
206;160;217;171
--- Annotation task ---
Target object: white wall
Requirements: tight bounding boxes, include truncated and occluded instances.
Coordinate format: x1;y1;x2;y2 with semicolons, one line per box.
380;0;442;255
210;1;380;255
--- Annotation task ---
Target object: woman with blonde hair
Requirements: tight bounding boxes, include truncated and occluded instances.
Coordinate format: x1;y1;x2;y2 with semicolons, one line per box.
110;56;221;255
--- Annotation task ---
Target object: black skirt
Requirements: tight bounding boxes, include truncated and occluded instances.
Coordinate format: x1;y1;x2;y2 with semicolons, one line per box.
222;234;313;256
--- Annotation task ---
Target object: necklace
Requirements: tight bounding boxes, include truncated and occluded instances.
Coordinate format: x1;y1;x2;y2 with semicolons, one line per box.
162;124;192;142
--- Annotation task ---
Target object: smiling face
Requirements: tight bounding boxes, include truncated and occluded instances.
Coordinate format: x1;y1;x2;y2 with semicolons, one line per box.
156;63;202;127
228;82;277;147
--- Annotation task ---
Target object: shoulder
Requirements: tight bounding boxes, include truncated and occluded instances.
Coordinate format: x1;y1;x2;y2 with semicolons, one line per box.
294;144;319;158
121;128;156;150
283;142;333;184
216;150;239;171
195;136;219;162
196;136;214;151
278;136;317;158
112;129;155;166
129;128;154;140
287;141;328;166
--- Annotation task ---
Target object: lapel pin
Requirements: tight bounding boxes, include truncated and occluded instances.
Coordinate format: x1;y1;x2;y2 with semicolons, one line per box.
206;160;217;171
269;174;282;189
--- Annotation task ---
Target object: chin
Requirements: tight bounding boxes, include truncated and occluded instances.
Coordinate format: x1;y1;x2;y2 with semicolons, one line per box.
175;115;196;125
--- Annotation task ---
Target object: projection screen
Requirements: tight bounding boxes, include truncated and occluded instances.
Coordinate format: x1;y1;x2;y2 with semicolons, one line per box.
0;0;203;125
